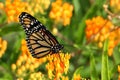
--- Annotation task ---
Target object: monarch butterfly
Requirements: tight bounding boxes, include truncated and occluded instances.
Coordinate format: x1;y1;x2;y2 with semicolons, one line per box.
19;12;63;58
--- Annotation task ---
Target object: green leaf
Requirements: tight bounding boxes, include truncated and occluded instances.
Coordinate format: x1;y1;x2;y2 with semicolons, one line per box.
0;23;23;36
113;45;120;64
0;63;13;80
72;0;80;16
101;39;110;80
75;4;98;45
0;11;7;24
90;53;99;80
74;67;83;75
9;34;23;64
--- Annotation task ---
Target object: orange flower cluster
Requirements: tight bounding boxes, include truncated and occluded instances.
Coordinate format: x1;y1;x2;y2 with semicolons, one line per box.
12;39;70;79
11;39;46;79
49;0;73;26
0;0;50;23
86;16;120;56
0;0;28;23
108;28;120;56
0;37;7;58
110;0;120;13
46;53;71;79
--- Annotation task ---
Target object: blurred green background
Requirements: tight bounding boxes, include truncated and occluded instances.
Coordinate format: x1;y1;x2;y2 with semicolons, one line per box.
0;0;120;80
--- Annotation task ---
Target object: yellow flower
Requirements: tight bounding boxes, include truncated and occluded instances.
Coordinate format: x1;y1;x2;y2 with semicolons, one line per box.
61;76;69;80
0;0;28;23
118;65;120;73
118;74;120;80
0;0;50;23
0;37;7;58
108;28;120;56
26;0;50;14
0;2;4;9
12;39;71;79
29;72;44;80
11;39;46;79
73;74;81;80
11;64;16;71
49;0;73;26
85;16;113;41
46;53;71;79
110;0;120;13
17;77;24;80
85;16;120;56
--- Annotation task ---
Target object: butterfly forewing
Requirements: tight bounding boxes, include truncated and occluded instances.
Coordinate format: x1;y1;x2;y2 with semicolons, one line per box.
19;12;63;58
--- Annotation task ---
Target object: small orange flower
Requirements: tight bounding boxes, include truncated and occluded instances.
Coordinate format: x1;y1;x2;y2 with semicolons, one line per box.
29;72;44;80
12;39;71;79
11;39;46;79
49;0;73;26
85;16;113;41
73;74;81;80
110;0;120;13
108;27;120;56
118;65;120;73
61;76;69;80
0;37;7;58
0;0;50;23
85;16;120;56
118;75;120;80
46;53;71;79
0;3;4;9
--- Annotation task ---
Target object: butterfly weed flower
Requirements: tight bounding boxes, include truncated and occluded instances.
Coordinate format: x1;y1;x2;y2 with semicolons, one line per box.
0;0;28;23
29;72;44;80
73;74;82;80
18;12;69;79
11;39;46;79
118;65;120;73
110;0;120;13
27;0;50;14
0;0;50;23
85;16;120;56
118;65;120;80
0;2;4;9
0;37;7;58
12;39;71;80
46;53;71;79
49;0;73;26
61;76;69;80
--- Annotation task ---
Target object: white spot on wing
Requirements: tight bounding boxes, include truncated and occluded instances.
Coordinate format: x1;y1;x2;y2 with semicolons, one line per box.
31;21;33;25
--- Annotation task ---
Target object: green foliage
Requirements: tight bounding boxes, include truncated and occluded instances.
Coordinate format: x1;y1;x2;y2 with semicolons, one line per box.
101;39;109;80
0;0;120;80
90;54;99;80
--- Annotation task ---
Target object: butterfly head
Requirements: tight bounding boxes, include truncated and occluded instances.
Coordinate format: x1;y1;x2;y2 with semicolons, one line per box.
51;44;64;53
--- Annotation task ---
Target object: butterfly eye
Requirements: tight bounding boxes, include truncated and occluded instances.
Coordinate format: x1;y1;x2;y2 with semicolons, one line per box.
19;12;63;58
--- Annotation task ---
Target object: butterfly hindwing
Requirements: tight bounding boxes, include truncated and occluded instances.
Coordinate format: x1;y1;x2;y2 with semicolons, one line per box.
19;12;63;58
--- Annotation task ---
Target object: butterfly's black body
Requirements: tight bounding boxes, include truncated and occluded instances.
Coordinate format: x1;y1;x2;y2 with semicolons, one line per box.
19;12;63;58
